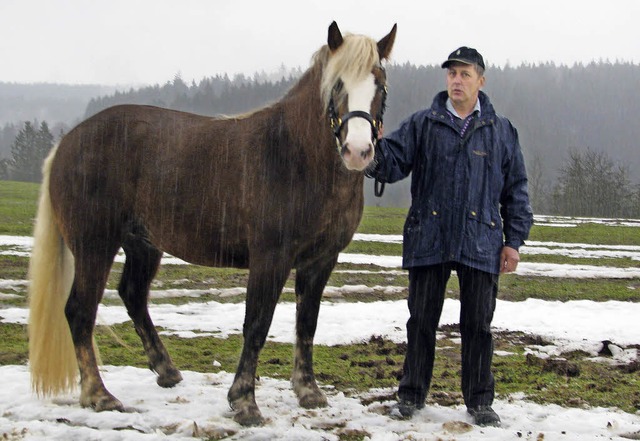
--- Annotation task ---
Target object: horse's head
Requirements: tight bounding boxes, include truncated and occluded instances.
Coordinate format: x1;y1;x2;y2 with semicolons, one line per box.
323;21;396;171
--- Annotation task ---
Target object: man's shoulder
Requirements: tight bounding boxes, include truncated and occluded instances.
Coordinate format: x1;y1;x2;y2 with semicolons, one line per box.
398;107;434;128
478;94;512;123
492;112;517;135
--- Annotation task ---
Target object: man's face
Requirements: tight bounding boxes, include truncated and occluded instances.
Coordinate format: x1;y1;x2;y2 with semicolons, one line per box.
446;63;485;108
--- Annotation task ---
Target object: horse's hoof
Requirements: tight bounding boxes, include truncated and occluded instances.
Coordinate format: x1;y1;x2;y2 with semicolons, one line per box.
228;396;264;426
298;390;328;409
80;390;125;412
233;407;265;426
157;368;183;388
294;382;328;409
93;396;125;412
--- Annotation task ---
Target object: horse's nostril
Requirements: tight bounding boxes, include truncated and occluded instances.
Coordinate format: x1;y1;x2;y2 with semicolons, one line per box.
361;145;372;159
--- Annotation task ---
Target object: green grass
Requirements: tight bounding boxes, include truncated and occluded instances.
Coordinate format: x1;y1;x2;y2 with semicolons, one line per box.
0;180;39;236
358;206;407;234
0;323;28;365
498;275;640;302
522;253;640;268
530;224;640;246
343;240;402;256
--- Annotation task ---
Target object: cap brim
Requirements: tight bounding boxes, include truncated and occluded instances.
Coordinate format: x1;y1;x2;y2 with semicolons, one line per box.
441;58;475;69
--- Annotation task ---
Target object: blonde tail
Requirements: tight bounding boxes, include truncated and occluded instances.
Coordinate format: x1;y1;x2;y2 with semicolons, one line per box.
28;145;78;396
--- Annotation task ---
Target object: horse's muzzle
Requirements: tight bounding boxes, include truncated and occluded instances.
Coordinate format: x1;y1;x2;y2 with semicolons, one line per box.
340;141;374;171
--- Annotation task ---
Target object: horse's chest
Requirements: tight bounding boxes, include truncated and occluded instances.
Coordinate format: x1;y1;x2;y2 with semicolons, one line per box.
308;188;362;241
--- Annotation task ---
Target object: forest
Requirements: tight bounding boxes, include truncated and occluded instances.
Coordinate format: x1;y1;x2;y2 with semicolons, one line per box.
1;61;639;216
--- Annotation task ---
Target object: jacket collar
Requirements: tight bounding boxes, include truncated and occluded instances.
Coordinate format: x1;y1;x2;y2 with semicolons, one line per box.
446;95;481;118
431;90;495;120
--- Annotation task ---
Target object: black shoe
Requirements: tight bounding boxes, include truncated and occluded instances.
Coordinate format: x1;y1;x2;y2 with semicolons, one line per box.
396;399;424;419
467;405;501;427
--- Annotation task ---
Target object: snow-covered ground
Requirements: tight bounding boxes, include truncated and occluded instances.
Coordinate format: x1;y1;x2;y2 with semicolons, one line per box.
1;216;639;440
1;364;639;441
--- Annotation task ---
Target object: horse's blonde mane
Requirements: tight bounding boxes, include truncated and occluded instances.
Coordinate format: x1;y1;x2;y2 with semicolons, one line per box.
316;33;380;108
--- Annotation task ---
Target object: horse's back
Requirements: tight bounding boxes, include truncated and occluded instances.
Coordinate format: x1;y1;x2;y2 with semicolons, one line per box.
49;104;252;266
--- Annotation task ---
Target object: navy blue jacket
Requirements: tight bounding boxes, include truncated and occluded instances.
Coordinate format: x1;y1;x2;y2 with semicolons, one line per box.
369;91;533;274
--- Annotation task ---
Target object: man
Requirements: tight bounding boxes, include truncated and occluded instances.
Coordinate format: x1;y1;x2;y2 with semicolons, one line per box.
367;47;533;426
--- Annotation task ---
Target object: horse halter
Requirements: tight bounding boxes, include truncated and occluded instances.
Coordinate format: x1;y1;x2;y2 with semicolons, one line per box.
327;68;388;150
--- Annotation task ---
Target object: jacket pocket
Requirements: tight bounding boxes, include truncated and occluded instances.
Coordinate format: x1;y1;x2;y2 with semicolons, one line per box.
403;207;441;259
463;209;502;258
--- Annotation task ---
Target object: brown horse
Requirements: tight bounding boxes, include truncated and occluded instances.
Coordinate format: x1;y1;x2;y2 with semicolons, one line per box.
28;21;396;426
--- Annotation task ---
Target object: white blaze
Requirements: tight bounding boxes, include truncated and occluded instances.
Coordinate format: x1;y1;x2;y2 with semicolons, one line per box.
342;73;376;170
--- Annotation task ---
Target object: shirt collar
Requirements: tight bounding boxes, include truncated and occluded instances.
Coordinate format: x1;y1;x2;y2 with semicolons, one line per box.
446;97;481;119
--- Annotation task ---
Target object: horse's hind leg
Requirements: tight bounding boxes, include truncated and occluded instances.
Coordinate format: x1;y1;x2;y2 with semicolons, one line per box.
65;246;123;411
119;237;182;388
291;256;337;408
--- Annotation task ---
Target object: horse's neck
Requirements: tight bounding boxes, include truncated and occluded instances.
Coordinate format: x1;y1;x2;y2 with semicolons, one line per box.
267;72;364;217
278;71;341;169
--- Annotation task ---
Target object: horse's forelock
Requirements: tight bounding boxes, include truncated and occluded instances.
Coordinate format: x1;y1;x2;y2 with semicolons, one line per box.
318;34;380;108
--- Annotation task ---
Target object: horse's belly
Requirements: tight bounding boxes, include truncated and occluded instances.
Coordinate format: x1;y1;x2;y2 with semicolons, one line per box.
153;228;250;269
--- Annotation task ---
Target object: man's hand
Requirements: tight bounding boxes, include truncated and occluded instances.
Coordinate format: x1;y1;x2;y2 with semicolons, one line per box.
500;246;520;274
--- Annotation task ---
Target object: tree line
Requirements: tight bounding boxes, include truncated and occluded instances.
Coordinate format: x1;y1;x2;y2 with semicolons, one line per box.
2;61;640;218
0;121;54;182
84;72;299;120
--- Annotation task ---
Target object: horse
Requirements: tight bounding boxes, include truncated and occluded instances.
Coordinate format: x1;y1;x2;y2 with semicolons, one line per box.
28;21;396;426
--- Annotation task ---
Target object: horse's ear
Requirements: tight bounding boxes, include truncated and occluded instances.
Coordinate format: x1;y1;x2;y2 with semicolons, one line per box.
377;23;397;60
328;21;344;52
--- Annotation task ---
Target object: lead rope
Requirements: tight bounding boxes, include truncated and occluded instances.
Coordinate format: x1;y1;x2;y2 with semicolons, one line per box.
374;178;385;197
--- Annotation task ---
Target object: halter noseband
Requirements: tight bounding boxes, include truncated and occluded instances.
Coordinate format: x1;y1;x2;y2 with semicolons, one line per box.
329;109;380;141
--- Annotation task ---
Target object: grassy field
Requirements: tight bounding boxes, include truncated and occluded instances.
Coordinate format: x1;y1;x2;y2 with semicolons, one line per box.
0;180;39;236
1;179;639;415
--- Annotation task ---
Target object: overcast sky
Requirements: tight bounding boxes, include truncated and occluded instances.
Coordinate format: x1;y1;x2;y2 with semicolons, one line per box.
2;0;639;86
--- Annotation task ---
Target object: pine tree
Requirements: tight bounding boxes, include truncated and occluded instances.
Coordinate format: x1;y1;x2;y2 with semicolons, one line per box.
8;121;54;182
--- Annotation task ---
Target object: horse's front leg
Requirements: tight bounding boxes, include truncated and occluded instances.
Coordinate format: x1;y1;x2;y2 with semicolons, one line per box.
227;253;292;426
291;256;337;408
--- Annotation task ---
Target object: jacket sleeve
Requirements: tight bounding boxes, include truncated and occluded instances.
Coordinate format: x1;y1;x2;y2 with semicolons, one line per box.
499;121;534;250
366;112;425;184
